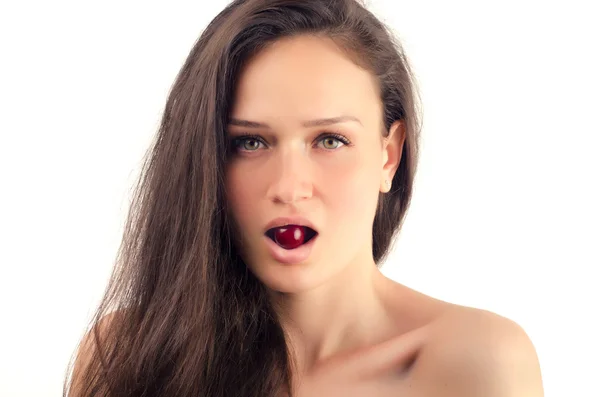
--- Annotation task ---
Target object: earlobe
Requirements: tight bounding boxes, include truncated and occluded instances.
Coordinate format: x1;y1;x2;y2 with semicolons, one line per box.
381;178;391;193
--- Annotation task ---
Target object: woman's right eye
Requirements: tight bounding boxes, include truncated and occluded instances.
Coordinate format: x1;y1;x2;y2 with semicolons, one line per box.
230;135;266;153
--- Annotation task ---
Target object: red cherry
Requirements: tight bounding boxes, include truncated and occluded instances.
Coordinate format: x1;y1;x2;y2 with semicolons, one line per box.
273;225;305;250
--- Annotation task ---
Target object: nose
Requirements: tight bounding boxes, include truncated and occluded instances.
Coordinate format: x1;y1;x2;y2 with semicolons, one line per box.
266;147;313;205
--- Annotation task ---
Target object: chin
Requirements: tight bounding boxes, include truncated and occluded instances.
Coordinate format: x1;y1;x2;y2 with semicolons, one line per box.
250;259;334;296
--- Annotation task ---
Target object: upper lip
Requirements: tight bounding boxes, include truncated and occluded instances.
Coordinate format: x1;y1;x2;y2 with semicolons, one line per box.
264;216;318;233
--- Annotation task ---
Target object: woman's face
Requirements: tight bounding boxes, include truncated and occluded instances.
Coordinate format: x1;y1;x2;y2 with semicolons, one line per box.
225;35;403;293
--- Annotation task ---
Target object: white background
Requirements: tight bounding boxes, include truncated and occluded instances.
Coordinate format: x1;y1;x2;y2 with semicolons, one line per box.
1;1;598;396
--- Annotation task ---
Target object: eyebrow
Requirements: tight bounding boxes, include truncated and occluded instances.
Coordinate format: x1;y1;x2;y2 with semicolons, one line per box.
228;115;363;129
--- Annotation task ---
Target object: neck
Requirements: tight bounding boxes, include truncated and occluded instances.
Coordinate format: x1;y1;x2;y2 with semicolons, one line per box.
268;251;397;374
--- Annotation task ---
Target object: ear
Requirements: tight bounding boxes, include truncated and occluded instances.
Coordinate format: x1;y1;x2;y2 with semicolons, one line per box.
380;120;406;193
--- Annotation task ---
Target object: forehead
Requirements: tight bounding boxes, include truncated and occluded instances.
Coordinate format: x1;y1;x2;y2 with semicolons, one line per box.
230;35;381;126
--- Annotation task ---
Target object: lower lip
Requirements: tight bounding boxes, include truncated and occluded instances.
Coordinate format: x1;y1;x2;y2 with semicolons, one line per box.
263;233;318;264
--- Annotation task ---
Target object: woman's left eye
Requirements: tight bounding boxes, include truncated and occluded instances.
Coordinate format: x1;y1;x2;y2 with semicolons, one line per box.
317;134;350;150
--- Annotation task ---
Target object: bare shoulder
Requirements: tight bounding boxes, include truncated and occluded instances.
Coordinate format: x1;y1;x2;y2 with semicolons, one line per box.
410;305;544;396
69;310;127;397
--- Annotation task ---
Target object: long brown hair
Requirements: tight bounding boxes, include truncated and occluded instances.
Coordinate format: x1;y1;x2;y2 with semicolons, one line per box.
64;0;422;396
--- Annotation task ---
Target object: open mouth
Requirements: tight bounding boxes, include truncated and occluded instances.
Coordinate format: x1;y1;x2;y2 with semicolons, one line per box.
265;225;318;248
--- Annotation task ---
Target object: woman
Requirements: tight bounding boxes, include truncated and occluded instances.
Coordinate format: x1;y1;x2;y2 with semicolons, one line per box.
66;0;543;396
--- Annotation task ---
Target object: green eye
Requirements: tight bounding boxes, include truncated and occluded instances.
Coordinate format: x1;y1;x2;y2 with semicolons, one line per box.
317;132;351;150
242;138;261;151
230;135;265;152
320;136;343;150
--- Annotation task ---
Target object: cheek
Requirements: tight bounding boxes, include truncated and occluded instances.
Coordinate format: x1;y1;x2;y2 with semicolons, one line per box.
324;156;381;216
225;169;257;228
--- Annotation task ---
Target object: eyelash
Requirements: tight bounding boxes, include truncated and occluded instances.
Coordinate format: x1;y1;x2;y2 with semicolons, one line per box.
229;132;352;154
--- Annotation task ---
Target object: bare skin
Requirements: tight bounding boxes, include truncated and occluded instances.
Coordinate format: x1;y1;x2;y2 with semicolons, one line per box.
289;285;542;396
289;276;453;397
